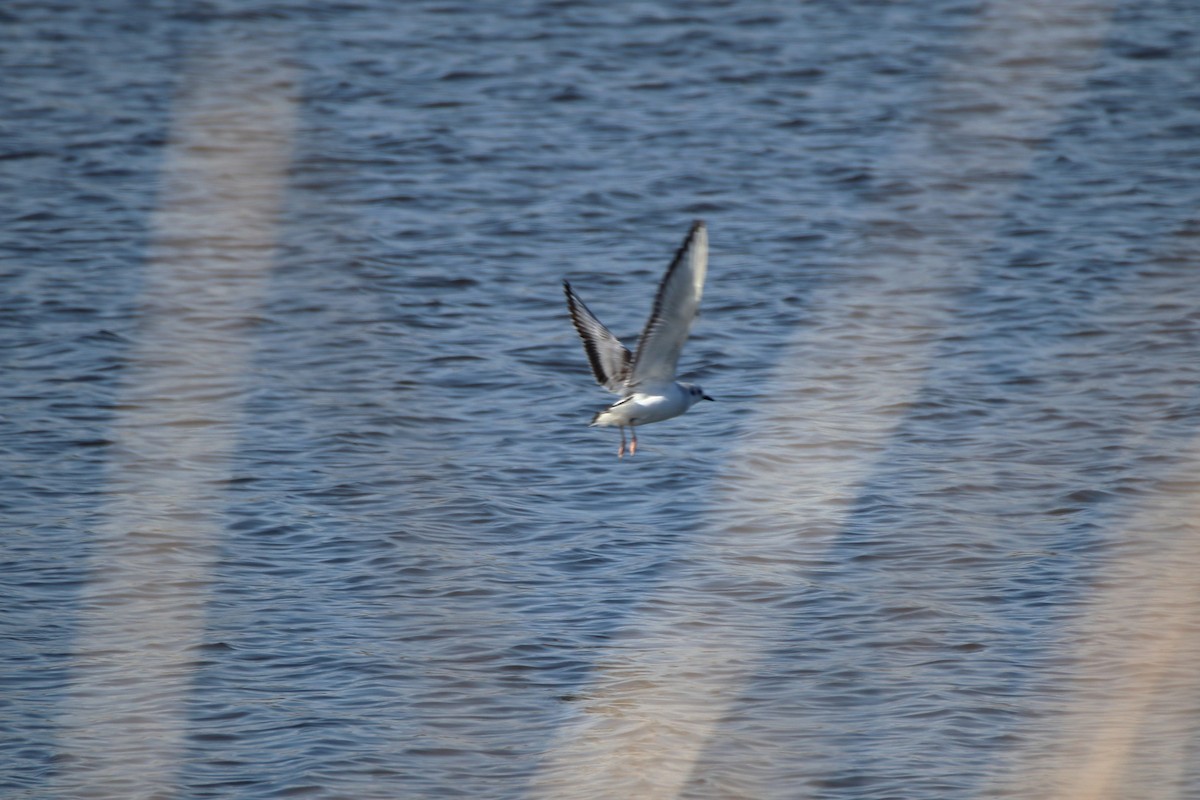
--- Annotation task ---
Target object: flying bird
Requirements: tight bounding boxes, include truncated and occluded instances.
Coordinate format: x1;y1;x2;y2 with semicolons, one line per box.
564;220;713;458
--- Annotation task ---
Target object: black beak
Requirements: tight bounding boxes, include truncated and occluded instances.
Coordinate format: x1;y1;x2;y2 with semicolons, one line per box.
702;394;715;401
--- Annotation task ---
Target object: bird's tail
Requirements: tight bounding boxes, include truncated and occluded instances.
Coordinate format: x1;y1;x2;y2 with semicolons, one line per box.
590;395;632;427
590;407;621;427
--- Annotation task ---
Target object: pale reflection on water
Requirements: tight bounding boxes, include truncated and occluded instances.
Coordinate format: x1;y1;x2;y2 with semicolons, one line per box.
1005;459;1200;800
52;45;297;797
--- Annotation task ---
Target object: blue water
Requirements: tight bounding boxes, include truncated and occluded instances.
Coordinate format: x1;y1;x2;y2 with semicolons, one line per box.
4;1;1200;798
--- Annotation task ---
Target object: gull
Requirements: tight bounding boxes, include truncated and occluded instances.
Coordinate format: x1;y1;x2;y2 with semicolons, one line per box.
564;220;713;458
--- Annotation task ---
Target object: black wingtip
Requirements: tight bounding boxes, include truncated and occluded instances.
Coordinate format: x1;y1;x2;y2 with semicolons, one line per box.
563;280;583;320
563;281;577;323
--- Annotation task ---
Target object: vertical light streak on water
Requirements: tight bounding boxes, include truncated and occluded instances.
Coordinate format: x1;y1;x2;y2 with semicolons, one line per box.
1041;503;1199;799
999;313;1200;798
531;2;1113;798
53;47;295;797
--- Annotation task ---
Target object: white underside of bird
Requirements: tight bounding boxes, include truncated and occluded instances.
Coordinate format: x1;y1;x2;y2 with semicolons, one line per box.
564;220;713;458
592;382;697;428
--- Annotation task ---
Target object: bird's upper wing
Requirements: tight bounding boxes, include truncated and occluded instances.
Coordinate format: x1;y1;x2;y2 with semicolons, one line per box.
564;280;632;394
629;220;708;386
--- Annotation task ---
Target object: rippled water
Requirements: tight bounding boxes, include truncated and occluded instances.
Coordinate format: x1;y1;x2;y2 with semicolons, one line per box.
4;1;1200;798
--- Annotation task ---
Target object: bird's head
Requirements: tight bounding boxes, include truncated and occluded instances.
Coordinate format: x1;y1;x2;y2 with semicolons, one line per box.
682;383;715;405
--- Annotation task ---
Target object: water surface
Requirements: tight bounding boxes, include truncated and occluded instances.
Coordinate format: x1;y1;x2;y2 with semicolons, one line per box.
3;1;1200;798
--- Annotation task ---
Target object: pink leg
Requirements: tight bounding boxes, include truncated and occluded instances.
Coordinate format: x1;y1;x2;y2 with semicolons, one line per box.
618;426;626;458
630;426;638;456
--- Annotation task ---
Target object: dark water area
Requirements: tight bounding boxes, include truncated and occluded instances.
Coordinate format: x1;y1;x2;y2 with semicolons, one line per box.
3;1;1200;798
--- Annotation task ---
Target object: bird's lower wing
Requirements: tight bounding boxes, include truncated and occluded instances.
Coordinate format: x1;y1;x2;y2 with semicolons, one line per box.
564;280;632;393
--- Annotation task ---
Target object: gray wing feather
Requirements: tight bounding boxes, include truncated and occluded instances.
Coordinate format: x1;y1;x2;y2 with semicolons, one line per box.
630;220;708;385
564;280;632;394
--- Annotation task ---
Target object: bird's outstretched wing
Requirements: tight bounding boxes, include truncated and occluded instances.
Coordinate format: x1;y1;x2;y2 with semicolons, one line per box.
564;280;632;394
629;220;708;386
